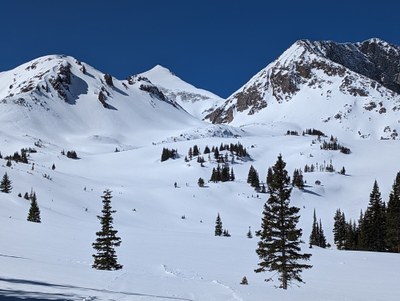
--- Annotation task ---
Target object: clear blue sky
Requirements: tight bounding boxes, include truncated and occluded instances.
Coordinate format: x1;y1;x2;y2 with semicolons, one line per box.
1;0;398;98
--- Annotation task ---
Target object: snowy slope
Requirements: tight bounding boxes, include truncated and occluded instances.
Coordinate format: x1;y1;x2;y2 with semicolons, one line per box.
206;39;400;140
0;55;240;153
0;48;400;301
139;65;224;119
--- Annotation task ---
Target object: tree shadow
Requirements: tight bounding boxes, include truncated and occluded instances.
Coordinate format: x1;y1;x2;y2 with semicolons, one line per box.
0;289;75;300
301;188;322;197
0;277;194;301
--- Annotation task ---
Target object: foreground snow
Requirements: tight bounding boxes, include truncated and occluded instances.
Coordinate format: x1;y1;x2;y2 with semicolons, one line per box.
1;123;400;300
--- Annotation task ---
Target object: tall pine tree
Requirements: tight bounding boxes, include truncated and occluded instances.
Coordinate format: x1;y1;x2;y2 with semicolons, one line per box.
309;209;319;246
92;189;123;270
359;181;386;251
333;209;346;249
255;154;312;289
386;172;400;252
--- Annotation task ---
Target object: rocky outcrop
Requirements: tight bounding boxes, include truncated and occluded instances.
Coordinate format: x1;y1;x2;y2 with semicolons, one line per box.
206;38;400;125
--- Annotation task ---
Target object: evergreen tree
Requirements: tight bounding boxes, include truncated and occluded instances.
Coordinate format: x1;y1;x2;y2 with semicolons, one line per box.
188;147;193;160
92;189;123;270
309;209;319;247
222;229;231;237
255;154;312;289
359;181;386;251
214;148;219;160
240;276;248;285
221;166;230;182
386;172;400;252
0;172;12;193
215;213;223;236
230;168;235;181
344;220;358;250
318;219;327;248
204;145;210;154
247;165;260;190
27;191;41;223
197;177;205;187
247;226;253;238
193;145;200;157
292;169;304;190
52;163;56;170
333;209;346;249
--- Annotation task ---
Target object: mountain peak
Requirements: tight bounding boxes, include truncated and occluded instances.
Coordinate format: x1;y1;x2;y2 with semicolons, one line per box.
146;64;175;76
205;38;400;140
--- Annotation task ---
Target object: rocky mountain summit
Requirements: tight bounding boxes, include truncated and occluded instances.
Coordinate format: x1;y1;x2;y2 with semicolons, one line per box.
205;38;400;139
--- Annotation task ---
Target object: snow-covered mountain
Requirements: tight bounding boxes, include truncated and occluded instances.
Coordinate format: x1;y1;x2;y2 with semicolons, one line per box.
138;65;224;119
1;42;400;301
0;55;239;152
206;38;400;140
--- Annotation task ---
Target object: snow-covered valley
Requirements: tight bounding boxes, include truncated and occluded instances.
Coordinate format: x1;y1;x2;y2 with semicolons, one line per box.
1;40;400;300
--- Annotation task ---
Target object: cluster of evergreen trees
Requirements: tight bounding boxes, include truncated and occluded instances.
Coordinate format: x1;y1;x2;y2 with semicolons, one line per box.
187;145;201;160
61;149;79;159
292;169;304;190
161;148;178;162
247;165;262;191
5;149;30;164
304;161;336;173
320;136;351;154
214;213;231;237
333;175;400;253
309;209;327;248
286;130;299;136
304;128;326;137
210;165;235;182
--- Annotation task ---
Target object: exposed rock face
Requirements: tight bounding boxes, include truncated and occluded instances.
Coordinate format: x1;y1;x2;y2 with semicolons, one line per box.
306;38;400;93
206;38;400;124
104;74;114;87
49;62;72;101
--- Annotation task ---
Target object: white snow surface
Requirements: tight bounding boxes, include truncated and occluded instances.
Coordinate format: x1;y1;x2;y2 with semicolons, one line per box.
139;65;224;119
0;55;399;300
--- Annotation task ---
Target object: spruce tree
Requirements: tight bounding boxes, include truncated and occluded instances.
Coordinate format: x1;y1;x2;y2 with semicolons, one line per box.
27;191;41;223
309;209;319;247
198;177;205;187
386;172;400;252
255;154;312;289
0;172;12;193
215;213;223;236
333;209;346;249
359;181;386;251
247;226;253;238
318;219;327;248
92;189;123;270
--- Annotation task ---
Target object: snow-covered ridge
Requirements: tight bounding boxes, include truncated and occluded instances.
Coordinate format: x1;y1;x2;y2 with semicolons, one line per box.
205;38;400;140
139;64;224;119
0;55;233;149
